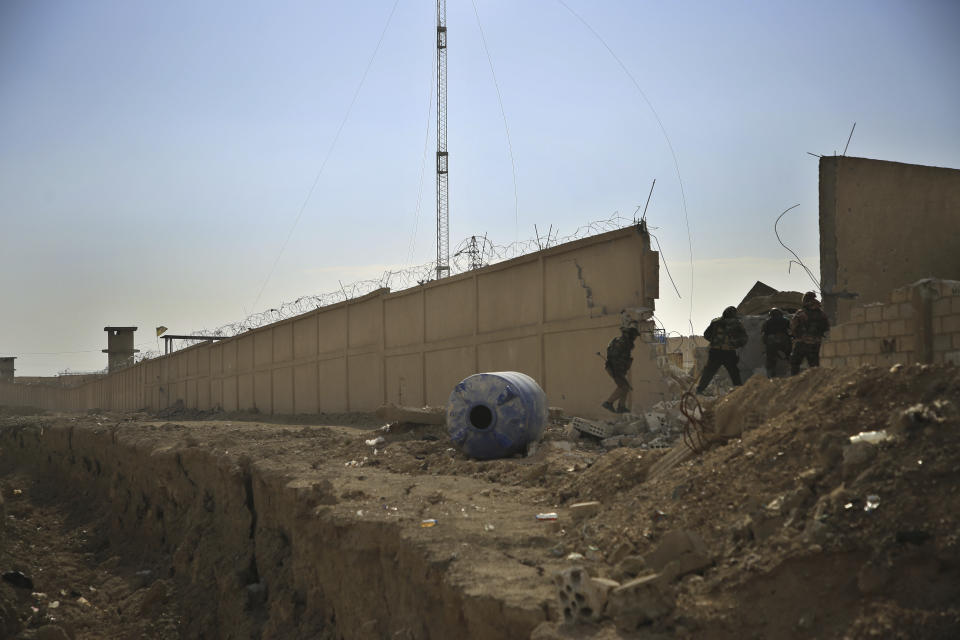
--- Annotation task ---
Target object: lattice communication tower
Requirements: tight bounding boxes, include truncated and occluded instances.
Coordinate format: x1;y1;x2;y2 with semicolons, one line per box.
435;0;450;279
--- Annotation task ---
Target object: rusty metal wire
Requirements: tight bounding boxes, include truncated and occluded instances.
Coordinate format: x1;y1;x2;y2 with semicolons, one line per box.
680;390;711;453
160;213;638;352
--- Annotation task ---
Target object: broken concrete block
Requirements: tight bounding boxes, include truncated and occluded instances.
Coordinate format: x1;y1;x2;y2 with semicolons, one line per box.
606;574;675;630
571;417;611;439
644;530;712;580
548;407;565;420
644;412;668;433
569;501;601;522
602;436;624;448
610;417;645;436
554;568;618;624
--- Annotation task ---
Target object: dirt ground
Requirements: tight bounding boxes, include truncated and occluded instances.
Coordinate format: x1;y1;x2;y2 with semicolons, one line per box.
1;363;959;638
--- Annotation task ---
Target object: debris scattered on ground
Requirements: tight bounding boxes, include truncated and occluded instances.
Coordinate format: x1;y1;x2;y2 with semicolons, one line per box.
2;363;959;638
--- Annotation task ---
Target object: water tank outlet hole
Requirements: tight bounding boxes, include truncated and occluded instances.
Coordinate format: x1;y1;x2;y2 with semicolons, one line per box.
469;404;494;429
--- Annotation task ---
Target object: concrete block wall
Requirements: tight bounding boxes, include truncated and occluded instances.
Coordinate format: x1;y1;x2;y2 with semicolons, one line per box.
822;279;960;368
0;226;664;418
819;156;960;324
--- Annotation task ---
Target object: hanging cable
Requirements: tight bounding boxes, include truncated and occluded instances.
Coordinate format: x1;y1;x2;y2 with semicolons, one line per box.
407;52;437;265
647;230;682;299
250;0;402;312
470;0;521;242
554;0;695;332
774;204;821;291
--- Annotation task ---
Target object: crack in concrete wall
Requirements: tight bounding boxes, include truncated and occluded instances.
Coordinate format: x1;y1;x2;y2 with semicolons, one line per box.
573;260;596;310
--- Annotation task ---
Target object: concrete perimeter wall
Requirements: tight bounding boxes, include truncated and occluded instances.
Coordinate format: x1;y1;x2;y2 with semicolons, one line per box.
822;279;960;369
820;156;960;324
0;227;662;418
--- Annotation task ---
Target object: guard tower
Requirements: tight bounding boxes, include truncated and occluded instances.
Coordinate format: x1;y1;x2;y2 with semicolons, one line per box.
103;327;139;372
0;357;15;380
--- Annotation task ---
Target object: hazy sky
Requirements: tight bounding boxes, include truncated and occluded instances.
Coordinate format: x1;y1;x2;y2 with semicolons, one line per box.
2;1;958;376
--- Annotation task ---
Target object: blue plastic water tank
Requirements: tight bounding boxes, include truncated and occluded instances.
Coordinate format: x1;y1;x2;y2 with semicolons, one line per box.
446;371;549;460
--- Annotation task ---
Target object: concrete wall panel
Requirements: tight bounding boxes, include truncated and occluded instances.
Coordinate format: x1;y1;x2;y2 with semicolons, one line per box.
220;341;235;374
255;371;272;413
545;328;612;410
254;331;273;368
274;323;293;363
210;378;222;410
318;358;347;412
426;278;475;342
238;374;254;411
820;157;960;322
347;353;381;410
273;367;293;414
349;298;382;349
187;349;198;377
478;261;539;333
545;236;647;322
294;316;318;359
477;337;539;380
198;379;211;410
237;336;254;373
186;380;197;409
425;347;475;406
173;381;186;405
318;308;347;354
384;354;423;406
294;363;319;414
385;292;424;348
198;346;210;376
222;377;238;411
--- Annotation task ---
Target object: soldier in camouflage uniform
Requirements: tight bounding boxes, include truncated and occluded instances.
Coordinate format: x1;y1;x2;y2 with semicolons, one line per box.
696;306;748;393
789;291;830;375
602;325;640;413
761;308;792;378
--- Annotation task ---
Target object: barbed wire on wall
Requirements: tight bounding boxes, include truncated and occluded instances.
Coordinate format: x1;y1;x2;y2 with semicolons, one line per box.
161;213;639;352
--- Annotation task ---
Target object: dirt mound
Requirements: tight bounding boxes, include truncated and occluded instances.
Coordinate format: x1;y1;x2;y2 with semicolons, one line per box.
533;363;960;637
1;363;958;638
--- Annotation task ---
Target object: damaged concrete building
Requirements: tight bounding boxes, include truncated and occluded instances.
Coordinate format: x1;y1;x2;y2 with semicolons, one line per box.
819;156;960;367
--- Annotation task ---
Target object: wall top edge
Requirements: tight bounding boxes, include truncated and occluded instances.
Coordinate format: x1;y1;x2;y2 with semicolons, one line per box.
820;155;960;174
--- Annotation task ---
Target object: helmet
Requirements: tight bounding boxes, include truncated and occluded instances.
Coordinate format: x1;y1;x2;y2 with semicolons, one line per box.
722;306;738;319
802;291;818;304
768;308;783;318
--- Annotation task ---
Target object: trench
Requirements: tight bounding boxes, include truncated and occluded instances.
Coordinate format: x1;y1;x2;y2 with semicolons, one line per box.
0;421;549;639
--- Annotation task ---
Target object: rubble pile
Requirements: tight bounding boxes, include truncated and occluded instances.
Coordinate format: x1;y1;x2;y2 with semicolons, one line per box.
531;363;960;638
586;399;690;450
